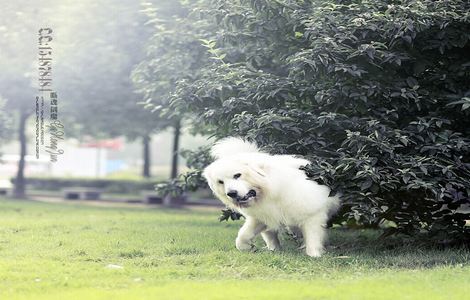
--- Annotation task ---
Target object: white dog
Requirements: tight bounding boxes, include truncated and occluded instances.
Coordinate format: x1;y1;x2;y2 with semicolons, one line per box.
203;137;340;257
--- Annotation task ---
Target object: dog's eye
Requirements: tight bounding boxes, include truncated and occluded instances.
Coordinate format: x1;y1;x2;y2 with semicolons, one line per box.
218;180;224;184
233;173;241;179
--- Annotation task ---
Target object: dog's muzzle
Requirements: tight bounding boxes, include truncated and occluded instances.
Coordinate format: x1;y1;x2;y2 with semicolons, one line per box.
227;189;257;206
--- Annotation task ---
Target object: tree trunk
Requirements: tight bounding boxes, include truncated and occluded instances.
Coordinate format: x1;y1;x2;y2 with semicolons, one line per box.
13;112;28;198
170;120;181;179
142;135;151;178
163;120;184;207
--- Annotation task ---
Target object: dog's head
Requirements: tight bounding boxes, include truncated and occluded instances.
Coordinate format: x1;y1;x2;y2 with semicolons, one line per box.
203;157;268;208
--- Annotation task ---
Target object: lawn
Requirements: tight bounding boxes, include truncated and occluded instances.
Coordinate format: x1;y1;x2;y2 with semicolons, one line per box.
0;198;468;300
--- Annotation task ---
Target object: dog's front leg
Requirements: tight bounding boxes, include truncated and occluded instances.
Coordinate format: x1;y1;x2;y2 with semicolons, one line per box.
236;217;266;251
261;230;280;251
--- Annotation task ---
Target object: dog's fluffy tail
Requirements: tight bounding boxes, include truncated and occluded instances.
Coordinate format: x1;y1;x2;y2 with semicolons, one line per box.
211;137;260;159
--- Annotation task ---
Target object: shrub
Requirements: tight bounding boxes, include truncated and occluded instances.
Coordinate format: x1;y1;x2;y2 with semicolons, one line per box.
166;0;470;241
155;147;211;197
13;177;160;194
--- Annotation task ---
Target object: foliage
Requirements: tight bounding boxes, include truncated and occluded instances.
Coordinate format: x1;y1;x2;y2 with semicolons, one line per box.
0;1;44;115
219;207;245;222
155;146;211;197
131;0;213;127
131;0;216;181
14;177;160;194
51;0;169;140
0;99;12;144
166;0;470;240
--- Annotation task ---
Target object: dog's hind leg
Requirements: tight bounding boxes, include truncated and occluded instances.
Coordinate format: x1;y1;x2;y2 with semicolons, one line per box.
261;230;280;251
302;213;328;257
287;226;303;240
287;226;304;249
236;217;266;251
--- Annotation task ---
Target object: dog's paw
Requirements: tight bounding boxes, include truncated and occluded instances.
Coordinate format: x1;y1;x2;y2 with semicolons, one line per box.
236;238;254;251
264;245;281;252
306;247;324;258
264;241;281;251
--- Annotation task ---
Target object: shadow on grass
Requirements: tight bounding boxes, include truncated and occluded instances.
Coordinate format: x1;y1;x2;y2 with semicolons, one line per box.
298;228;470;269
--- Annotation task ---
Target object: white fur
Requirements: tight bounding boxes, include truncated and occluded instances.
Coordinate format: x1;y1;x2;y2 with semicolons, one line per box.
211;137;260;159
203;137;340;257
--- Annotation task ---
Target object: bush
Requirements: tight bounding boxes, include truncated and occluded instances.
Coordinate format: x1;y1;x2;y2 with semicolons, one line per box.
155;147;211;197
13;177;160;194
166;0;470;240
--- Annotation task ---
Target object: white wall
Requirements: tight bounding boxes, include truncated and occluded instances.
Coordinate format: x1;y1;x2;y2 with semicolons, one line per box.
50;146;107;177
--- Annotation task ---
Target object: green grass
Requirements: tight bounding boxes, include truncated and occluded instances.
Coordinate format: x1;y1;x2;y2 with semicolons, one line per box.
0;198;468;300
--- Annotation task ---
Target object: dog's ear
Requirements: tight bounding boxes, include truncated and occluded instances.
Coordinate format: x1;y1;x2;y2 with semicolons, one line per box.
202;166;214;188
202;167;209;180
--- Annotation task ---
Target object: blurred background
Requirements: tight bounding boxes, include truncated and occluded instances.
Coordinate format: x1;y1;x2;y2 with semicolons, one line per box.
0;0;211;202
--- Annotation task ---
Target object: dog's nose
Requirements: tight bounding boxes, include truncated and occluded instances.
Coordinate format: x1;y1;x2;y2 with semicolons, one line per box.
226;191;238;199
